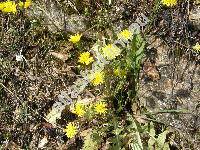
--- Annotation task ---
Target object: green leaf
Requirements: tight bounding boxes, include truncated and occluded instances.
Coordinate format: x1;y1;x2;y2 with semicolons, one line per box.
149;122;155;137
130;142;143;150
83;131;98;150
135;41;145;56
110;138;123;150
148;122;156;149
163;143;170;150
136;34;143;47
135;41;145;67
127;114;143;150
110;118;123;150
157;130;168;148
113;128;123;135
148;137;156;150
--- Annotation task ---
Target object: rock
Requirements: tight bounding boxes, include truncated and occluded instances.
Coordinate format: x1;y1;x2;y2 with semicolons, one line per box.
138;35;200;145
28;0;87;33
189;6;200;30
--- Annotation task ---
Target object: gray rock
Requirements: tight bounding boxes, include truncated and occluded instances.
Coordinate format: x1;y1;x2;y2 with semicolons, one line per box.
138;35;200;146
189;6;200;30
28;0;87;33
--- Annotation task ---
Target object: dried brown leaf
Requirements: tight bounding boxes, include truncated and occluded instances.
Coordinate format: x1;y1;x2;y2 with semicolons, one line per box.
49;52;69;61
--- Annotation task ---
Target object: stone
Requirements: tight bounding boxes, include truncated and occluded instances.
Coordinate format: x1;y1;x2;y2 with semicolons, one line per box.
189;6;200;30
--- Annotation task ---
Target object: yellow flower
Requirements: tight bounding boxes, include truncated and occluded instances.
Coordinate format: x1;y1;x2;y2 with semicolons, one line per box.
91;71;104;86
19;0;32;9
161;0;177;7
71;102;86;117
94;101;107;114
118;29;133;40
114;67;127;78
0;3;3;10
69;33;82;43
102;44;121;60
64;122;78;138
78;52;94;65
193;42;200;52
0;1;17;14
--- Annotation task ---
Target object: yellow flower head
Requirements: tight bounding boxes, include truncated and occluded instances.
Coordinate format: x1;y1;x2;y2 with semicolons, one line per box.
0;1;17;14
118;29;133;40
19;0;32;9
64;122;78;138
91;71;104;86
0;3;3;10
114;67;127;78
69;33;82;44
102;44;121;60
78;52;94;65
71;102;86;117
161;0;177;7
193;42;200;52
94;101;107;114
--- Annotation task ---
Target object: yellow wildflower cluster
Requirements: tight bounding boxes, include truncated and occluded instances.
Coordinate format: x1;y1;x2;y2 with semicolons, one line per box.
193;42;200;52
70;98;108;118
102;44;121;60
64;122;78;138
0;0;31;14
161;0;177;7
118;29;133;40
69;33;82;44
63;100;107;138
78;52;94;65
94;101;107;114
71;102;86;117
91;71;104;86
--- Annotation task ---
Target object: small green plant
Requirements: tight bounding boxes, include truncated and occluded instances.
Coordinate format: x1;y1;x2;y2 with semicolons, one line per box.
58;27;148;148
148;122;170;150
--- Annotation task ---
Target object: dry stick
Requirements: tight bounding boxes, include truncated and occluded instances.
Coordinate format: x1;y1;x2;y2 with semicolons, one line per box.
133;115;166;125
1;15;4;45
139;108;193;127
68;0;80;15
187;0;190;16
144;109;191;115
0;83;20;101
81;24;99;35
